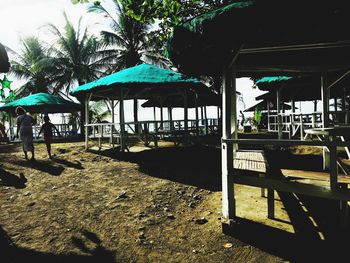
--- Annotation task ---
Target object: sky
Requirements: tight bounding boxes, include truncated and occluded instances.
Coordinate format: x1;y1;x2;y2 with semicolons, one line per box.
0;0;285;123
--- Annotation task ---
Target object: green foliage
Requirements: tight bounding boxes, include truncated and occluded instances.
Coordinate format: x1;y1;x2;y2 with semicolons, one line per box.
89;101;111;123
253;107;262;125
45;12;111;93
117;0;227;50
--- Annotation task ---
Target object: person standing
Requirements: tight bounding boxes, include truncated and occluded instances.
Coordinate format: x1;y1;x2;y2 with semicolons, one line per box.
15;106;35;160
38;115;61;159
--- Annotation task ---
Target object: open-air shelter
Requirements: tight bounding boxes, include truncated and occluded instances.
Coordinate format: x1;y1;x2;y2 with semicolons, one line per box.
167;0;350;230
70;63;209;151
255;75;350;137
141;87;221;135
0;92;82;138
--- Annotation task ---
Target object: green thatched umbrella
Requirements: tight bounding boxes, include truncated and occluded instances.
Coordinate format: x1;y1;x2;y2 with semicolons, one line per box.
70;63;208;151
70;63;207;100
0;92;81;114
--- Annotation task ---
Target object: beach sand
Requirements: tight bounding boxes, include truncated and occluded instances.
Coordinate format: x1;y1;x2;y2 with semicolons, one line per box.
0;140;349;262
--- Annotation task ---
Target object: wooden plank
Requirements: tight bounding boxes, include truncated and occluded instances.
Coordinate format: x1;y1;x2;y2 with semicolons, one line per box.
232;173;350;201
281;169;350;184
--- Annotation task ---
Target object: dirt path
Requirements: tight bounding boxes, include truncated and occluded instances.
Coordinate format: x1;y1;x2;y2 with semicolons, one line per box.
0;142;348;262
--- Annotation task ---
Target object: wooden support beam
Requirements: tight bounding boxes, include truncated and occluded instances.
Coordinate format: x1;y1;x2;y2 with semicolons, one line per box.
277;88;283;139
184;90;188;135
84;94;92;150
222;65;237;220
204;106;208;135
168;107;173;131
119;89;126;152
267;189;275;219
195;93;199;137
321;73;330;128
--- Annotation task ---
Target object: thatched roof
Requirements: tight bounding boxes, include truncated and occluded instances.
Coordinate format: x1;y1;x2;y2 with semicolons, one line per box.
70;64;207;101
0;93;82;114
167;1;350;77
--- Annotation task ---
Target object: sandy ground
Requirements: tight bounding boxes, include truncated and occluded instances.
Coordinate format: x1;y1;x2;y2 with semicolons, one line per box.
0;139;349;263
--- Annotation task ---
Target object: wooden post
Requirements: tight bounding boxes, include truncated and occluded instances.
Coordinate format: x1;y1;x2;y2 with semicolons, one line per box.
334;97;338;123
110;99;115;148
277;89;283;139
312;100;317;128
204;106;208;135
160;98;164;130
133;99;139;134
84;94;91;150
195;93;199;137
321;73;330;128
329;136;338;190
184;90;188;135
200;106;204;125
168;107;173;131
221;65;236;221
8;113;13;140
120;89;126;152
267;189;275;219
321;73;330;169
267;101;271;131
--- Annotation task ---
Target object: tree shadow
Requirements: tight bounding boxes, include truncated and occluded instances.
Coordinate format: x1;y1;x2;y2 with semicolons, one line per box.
52;158;84;170
0;168;27;189
11;160;65;176
0;225;117;263
93;145;222;191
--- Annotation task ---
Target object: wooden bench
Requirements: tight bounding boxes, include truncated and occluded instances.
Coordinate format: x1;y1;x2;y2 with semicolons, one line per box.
232;150;350;221
233;150;275;218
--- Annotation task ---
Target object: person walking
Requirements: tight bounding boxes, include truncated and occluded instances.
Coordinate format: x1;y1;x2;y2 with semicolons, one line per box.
15;106;35;160
38;115;61;159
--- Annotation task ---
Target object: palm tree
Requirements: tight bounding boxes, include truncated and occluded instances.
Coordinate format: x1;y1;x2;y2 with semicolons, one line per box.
7;36;53;98
89;1;170;132
45;12;109;92
45;12;112;135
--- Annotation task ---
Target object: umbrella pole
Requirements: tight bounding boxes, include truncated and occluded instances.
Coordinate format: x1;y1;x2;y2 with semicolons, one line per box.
120;90;126;152
84;94;92;150
110;99;115;148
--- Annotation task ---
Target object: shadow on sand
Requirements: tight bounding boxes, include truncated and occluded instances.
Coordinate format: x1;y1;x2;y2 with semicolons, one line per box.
0;168;27;189
224;149;349;262
92;145;222;191
11;160;65;176
92;144;349;261
0;226;117;263
52;158;84;170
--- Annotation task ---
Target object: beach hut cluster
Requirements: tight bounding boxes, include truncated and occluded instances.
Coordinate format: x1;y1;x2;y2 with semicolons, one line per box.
1;1;350;231
168;0;350;229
